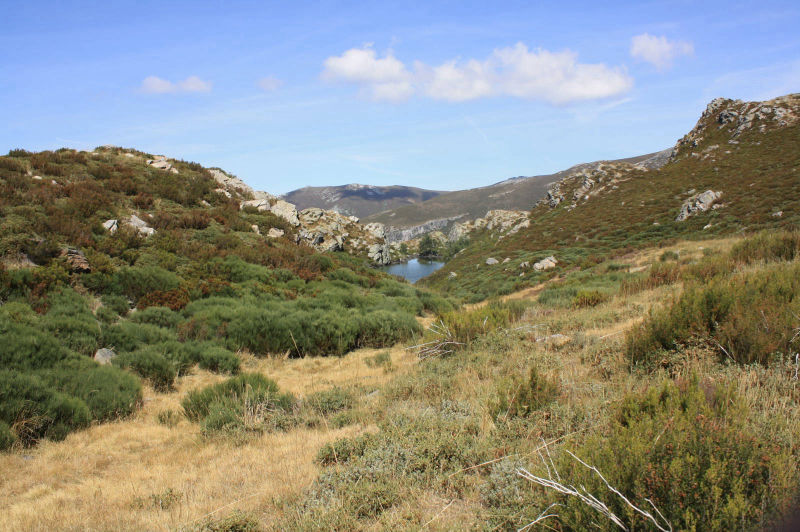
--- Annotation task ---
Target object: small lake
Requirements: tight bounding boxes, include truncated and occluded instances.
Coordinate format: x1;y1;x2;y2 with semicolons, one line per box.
381;258;445;283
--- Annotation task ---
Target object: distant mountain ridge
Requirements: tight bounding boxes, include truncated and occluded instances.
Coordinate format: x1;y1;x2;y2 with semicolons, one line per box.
282;184;447;219
363;149;671;229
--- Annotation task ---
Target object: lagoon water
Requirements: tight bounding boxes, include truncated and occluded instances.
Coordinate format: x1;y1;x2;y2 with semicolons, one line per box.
381;258;445;283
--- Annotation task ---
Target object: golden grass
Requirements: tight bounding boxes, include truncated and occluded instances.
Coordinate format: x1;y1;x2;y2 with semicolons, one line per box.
0;345;417;532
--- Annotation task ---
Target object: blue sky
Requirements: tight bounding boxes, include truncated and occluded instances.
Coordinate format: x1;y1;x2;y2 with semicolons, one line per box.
2;1;799;194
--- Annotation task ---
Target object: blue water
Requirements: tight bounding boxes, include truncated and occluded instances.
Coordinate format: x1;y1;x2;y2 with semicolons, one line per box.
382;258;445;283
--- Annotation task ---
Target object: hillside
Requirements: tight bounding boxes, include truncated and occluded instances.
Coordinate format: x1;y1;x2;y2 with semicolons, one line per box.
364;150;670;231
0;146;454;450
282;184;447;219
424;93;800;301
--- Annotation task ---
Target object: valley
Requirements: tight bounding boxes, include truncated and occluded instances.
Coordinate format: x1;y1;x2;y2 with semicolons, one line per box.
1;93;799;531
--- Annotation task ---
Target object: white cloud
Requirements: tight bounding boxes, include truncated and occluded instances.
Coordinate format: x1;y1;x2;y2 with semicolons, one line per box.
140;75;212;94
256;77;283;91
321;43;632;104
630;33;694;71
322;45;413;102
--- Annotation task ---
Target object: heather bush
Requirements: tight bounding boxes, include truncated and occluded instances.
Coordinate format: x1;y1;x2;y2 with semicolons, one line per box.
627;261;800;366
537;379;794;531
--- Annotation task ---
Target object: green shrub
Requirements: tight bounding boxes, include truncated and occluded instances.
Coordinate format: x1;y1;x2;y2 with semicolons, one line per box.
659;250;679;261
543;379;793;531
38;358;141;420
197;346;240;374
0;321;75;371
114;350;176;391
182;374;294;435
157;409;182;428
491;366;559;419
572;289;609;308
0;371;91;446
316;433;374;466
306;387;354;416
729;229;800;265
193;511;261;532
101;321;177;353
628;261;800;366
129;306;181;328
113;266;182;303
364;351;392;371
433;300;530;349
0;421;17;451
101;294;131;316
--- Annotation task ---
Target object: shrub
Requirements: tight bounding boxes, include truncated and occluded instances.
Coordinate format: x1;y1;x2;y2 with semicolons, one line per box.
129;306;181;328
659;250;679;261
38;358;142;420
113;266;182;303
306;387;354;416
0;370;91;446
491;366;559;419
157;409;182;428
540;379;794;531
182;374;294;435
364;351;392;371
113;349;176;391
101;294;131;316
193;511;261;532
316;433;373;466
196;346;240;374
572;289;609;308
101;321;177;353
627;261;800;366
0;321;75;371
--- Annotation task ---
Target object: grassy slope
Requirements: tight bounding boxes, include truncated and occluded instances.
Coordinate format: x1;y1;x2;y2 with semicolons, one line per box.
423;101;800;302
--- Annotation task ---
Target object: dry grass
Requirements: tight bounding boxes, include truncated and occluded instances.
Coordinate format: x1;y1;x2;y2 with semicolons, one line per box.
0;345;417;532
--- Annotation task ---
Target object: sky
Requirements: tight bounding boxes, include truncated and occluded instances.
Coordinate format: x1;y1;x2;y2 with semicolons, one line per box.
1;1;799;194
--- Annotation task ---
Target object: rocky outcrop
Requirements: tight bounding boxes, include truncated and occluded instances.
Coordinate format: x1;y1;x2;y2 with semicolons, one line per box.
448;210;529;241
367;243;392;266
546;182;564;208
127;214;156;236
146;155;179;174
209;168;274;202
672;94;800;159
485;257;499;265
533;256;558;271
385;215;466;243
676;190;722;221
61;248;91;273
103;219;119;233
267;228;285;238
271;200;300;227
94;348;116;365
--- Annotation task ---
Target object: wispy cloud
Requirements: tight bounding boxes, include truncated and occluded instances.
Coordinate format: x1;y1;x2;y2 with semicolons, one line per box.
140;75;212;94
630;34;694;71
256;77;283;92
322;42;633;105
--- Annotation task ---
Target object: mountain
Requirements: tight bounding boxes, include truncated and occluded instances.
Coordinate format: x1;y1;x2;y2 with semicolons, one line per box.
363;150;671;231
422;93;800;301
282;184;447;219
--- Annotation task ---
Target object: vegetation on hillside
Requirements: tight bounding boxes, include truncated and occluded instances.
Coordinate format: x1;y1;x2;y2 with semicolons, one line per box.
0;147;452;449
424;98;800;302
